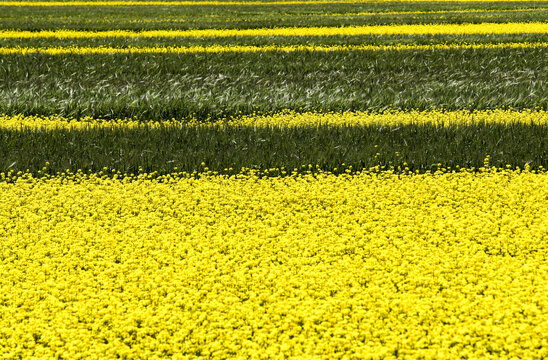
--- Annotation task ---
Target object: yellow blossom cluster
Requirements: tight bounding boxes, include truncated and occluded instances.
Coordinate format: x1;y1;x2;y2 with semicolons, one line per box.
0;168;546;359
1;41;544;56
1;22;546;39
225;109;548;128
1;109;546;131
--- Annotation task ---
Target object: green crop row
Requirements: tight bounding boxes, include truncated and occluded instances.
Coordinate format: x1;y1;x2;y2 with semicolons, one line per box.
0;47;545;120
1;123;546;175
3;2;547;30
3;33;546;48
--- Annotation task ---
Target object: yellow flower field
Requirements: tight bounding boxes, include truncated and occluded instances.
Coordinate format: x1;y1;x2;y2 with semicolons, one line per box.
1;22;546;39
2;0;547;356
0;169;546;359
1;109;546;130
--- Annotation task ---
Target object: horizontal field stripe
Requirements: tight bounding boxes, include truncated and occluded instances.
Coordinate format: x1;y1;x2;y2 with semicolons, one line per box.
1;23;545;38
1;42;545;54
3;0;548;6
0;42;545;55
2;110;546;130
110;8;548;23
293;7;548;16
0;167;546;357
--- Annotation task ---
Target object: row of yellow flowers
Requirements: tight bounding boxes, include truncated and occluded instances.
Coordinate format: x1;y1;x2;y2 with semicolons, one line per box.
1;22;546;38
1;109;546;130
1;42;545;55
1;168;546;358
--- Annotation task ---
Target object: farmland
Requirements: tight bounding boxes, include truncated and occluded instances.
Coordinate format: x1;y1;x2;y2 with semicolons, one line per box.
0;0;547;359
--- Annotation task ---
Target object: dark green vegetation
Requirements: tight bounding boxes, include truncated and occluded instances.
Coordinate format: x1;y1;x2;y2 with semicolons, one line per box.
1;2;547;30
0;47;546;120
0;0;546;174
1;123;546;175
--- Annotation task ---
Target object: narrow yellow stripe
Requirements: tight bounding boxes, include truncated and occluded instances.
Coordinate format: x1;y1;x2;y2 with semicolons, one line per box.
0;42;545;55
3;0;548;6
1;110;546;131
0;23;546;38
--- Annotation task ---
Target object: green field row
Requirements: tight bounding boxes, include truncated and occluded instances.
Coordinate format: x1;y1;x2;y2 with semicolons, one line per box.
2;12;548;30
0;47;545;120
3;33;545;49
1;1;547;30
2;122;546;175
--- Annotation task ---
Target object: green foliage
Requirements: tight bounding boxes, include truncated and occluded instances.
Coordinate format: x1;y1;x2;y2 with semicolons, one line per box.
0;47;545;120
2;33;546;48
1;123;546;175
2;2;547;30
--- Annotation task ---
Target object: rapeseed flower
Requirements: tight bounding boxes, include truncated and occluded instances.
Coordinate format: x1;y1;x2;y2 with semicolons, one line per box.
0;168;546;358
1;22;545;39
0;42;545;55
1;109;546;130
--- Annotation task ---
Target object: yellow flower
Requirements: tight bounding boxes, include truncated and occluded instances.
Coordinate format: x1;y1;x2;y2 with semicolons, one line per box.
0;168;546;358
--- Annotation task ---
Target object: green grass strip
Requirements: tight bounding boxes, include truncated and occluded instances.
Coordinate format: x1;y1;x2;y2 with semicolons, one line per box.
1;47;545;119
1;112;546;175
1;124;545;175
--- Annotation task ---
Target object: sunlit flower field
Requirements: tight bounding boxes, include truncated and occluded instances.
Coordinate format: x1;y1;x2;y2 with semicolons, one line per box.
1;169;546;359
1;0;547;358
